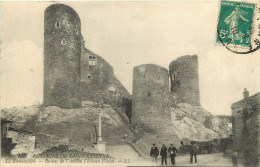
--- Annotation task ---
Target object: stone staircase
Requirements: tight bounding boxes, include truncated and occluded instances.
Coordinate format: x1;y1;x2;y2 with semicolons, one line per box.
112;107;149;158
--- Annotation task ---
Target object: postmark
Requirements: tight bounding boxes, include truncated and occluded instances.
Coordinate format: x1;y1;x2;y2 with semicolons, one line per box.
216;0;260;54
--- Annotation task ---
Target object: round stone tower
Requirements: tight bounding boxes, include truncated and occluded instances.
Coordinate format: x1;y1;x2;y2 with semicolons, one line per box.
169;55;200;106
43;4;81;108
132;64;171;125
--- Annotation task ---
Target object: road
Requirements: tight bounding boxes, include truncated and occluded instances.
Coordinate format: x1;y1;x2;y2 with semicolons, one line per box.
106;145;234;166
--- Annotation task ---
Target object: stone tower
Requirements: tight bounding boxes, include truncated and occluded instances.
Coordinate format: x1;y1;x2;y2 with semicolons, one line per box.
43;4;81;108
169;55;200;106
132;64;171;125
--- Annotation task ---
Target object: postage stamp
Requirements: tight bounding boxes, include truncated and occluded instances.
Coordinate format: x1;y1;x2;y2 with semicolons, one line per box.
216;0;260;53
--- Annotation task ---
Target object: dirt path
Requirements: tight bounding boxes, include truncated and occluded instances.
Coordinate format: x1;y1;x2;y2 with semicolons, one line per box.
106;145;154;166
106;145;233;166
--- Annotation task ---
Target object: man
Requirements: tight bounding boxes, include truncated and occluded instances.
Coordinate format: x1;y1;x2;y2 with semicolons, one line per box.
190;141;198;163
160;144;168;166
168;144;178;165
232;150;238;167
150;143;159;163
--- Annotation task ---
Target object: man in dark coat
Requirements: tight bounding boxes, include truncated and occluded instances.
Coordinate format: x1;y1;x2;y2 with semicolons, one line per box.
150;143;159;163
190;141;198;163
160;144;168;166
168;144;178;165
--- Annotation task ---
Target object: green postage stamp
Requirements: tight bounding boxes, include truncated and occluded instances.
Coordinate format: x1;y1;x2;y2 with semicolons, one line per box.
216;1;256;48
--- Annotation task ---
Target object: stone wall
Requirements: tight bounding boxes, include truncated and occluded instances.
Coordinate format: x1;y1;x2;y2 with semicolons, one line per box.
232;92;260;166
43;4;131;112
43;3;81;108
132;64;173;125
169;55;200;106
78;47;131;110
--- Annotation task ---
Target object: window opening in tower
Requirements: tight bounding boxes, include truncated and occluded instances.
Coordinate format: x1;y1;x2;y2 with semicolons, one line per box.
108;86;117;95
61;39;67;45
89;56;97;66
55;22;60;28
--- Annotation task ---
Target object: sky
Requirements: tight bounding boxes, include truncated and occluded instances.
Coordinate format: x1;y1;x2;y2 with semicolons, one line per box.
1;1;260;115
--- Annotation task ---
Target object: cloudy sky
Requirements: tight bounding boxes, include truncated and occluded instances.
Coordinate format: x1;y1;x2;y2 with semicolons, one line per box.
1;1;259;115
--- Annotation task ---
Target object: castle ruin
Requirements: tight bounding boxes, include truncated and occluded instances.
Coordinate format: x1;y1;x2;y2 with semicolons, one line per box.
132;55;200;124
43;4;201;124
169;55;200;106
43;4;131;111
44;4;82;108
132;64;173;125
1;3;238;159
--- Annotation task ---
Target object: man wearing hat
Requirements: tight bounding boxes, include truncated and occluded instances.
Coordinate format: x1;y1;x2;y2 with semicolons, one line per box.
168;144;178;165
160;144;168;166
150;143;159;163
190;141;198;163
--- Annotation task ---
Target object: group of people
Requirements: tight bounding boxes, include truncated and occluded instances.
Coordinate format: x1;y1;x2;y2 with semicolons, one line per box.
150;141;199;166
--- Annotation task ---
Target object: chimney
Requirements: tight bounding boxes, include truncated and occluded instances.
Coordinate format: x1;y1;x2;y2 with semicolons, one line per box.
243;88;249;99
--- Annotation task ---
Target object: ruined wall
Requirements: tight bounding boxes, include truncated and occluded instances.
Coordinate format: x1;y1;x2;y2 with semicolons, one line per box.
78;47;131;109
44;4;81;108
232;93;260;166
43;3;131;112
169;55;200;106
132;64;173;125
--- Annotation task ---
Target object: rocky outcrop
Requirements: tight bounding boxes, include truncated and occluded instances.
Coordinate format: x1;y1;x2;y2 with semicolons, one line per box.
131;103;231;155
37;106;135;147
1;104;135;154
171;103;231;140
1;102;231;157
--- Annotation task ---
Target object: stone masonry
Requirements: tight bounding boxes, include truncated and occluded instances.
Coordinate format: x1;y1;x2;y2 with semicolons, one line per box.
132;56;201;124
232;92;260;166
43;4;202;126
43;4;131;110
169;55;200;106
132;64;173;125
44;4;82;108
78;47;131;108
